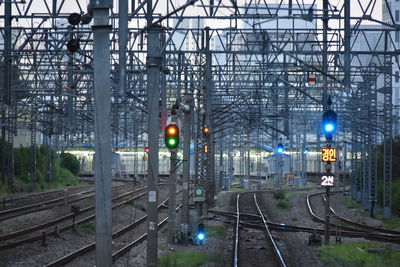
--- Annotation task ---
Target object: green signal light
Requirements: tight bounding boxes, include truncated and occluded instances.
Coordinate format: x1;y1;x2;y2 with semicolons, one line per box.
168;139;176;146
165;124;179;149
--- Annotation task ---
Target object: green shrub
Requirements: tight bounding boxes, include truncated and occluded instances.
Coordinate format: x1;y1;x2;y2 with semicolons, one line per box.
60;153;80;176
0;145;83;193
392;179;400;216
276;199;291;209
273;190;286;200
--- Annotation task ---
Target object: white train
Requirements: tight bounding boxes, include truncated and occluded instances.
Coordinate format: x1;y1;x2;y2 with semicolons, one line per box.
68;149;347;179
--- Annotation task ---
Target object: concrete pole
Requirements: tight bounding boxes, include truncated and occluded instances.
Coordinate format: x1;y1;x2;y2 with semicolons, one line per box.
2;0;12;188
67;37;74;134
118;0;128;95
322;0;328;111
92;1;113;266
344;0;351;96
146;0;161;262
204;27;215;204
167;148;177;244
246;132;251;189
323;7;331;236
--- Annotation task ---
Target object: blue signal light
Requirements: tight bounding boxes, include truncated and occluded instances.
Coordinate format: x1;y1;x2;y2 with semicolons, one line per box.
323;123;335;133
197;233;205;241
277;143;284;154
322;110;337;141
197;223;205;244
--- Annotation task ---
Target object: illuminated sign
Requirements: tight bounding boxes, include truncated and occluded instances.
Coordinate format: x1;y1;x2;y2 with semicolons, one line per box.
321;175;334;187
287;175;295;186
321;148;337;162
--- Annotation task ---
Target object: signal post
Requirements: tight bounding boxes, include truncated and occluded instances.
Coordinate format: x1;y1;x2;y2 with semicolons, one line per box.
165;109;180;244
321;96;337;245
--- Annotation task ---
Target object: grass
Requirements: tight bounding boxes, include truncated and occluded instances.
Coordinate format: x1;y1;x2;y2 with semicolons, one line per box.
340;196;400;230
340;196;359;209
276;199;292;209
381;216;400;229
125;199;146;211
272;190;292;210
159;249;219;267
76;223;95;235
317;241;400;267
205;225;226;239
0;183;7;195
230;187;245;192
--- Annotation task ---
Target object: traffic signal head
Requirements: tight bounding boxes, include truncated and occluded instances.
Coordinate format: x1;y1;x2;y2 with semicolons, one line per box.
67;39;80;53
144;147;149;153
322;110;337;140
197;223;205;241
68;13;81;26
277;143;284;154
203;125;210;135
165;124;179;149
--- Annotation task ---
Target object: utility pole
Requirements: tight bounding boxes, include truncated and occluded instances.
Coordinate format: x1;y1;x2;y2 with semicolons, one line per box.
146;0;161;264
322;97;337;245
204;27;215;205
181;99;192;245
92;0;113;266
3;0;13;191
167;112;178;245
118;0;128;95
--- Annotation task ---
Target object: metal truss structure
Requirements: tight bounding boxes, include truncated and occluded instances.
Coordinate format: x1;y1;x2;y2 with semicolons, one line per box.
1;0;400;258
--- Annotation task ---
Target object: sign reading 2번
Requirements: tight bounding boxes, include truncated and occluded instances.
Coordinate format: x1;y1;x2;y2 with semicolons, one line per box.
321;175;334;187
321;147;337;162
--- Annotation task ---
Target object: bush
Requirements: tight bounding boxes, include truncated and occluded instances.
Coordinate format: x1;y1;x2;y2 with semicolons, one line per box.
0;145;82;193
392;179;400;216
60;153;80;176
276;199;292;209
273;190;286;200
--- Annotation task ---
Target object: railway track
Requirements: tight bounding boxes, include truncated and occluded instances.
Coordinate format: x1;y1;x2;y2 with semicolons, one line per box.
320;194;400;236
44;192;182;266
0;185;93;207
0;185;149;250
212;208;400;244
0;182;140;221
233;192;287;267
306;191;400;243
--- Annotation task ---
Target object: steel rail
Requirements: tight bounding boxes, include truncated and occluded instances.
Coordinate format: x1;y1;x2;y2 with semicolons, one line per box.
0;185;92;205
111;202;183;262
321;194;400;236
307;192;400;239
233;192;240;267
253;193;287;267
0;182;142;221
0;183;133;220
0;186;147;243
0;188;149;251
211;209;400;244
44;191;182;266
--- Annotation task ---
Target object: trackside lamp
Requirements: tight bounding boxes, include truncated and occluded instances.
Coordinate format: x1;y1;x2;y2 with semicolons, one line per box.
277;143;284;154
165;124;179;149
197;223;205;244
322;109;337;141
